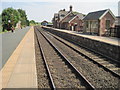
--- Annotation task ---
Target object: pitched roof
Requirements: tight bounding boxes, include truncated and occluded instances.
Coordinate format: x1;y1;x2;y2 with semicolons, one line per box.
58;10;68;15
83;9;109;20
68;13;84;23
60;12;75;22
58;10;69;20
42;20;48;23
63;15;76;23
76;13;84;19
60;11;84;23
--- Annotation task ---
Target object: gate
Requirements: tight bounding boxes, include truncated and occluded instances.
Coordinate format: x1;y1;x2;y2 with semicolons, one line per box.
105;26;120;38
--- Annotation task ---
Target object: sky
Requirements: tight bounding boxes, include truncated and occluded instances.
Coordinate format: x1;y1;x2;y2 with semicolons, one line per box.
1;0;120;22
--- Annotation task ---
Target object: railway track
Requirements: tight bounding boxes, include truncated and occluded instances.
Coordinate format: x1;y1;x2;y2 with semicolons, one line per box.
34;26;95;89
34;30;51;88
37;26;119;88
43;28;120;78
35;27;55;89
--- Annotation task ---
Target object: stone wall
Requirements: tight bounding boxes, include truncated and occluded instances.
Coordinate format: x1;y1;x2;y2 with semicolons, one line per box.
43;27;120;62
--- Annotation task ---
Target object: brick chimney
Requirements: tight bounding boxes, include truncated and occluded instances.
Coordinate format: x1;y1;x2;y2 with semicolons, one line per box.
70;5;72;12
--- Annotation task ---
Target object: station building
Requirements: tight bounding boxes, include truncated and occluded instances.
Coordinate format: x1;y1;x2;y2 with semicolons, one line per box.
83;9;116;36
52;5;85;32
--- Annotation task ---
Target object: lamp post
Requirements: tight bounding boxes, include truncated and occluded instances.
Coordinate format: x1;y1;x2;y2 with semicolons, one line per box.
8;20;11;30
11;14;15;33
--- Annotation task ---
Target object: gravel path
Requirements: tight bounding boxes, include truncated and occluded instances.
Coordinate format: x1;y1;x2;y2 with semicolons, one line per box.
34;30;50;88
35;28;86;88
41;29;120;88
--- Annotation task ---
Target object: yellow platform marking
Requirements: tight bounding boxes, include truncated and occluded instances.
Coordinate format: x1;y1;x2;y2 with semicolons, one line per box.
110;68;120;71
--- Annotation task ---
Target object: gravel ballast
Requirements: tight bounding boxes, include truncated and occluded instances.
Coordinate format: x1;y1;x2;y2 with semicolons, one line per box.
35;28;86;88
41;28;120;88
34;30;50;88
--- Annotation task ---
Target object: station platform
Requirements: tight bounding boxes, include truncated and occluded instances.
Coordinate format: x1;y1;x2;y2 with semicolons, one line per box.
46;27;119;46
43;26;119;62
64;31;119;46
0;26;37;88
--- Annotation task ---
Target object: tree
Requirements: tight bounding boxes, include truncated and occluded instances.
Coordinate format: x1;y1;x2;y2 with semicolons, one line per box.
2;7;20;31
0;15;2;32
29;20;36;25
26;20;30;26
0;15;2;24
18;9;29;26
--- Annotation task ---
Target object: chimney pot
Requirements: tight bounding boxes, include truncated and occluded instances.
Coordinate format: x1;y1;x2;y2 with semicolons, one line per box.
70;5;72;12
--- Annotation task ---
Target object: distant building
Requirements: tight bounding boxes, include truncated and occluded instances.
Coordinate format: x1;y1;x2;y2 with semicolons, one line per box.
83;9;115;36
41;20;48;26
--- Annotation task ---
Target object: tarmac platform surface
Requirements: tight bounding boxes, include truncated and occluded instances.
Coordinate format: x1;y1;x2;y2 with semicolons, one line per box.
1;26;30;69
0;26;37;88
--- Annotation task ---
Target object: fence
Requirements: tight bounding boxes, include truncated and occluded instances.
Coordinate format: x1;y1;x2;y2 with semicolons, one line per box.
105;26;120;38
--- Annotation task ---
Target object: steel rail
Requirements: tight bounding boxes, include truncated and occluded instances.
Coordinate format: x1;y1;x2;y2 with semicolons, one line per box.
35;27;56;89
42;27;120;65
37;28;95;90
44;30;120;79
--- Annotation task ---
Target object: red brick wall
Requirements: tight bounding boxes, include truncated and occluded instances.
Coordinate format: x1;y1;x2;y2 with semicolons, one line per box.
59;14;71;29
70;16;83;31
100;12;115;35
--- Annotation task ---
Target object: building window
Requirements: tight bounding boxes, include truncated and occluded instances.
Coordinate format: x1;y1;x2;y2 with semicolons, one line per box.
86;21;89;28
91;21;98;28
106;20;110;29
61;14;65;17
